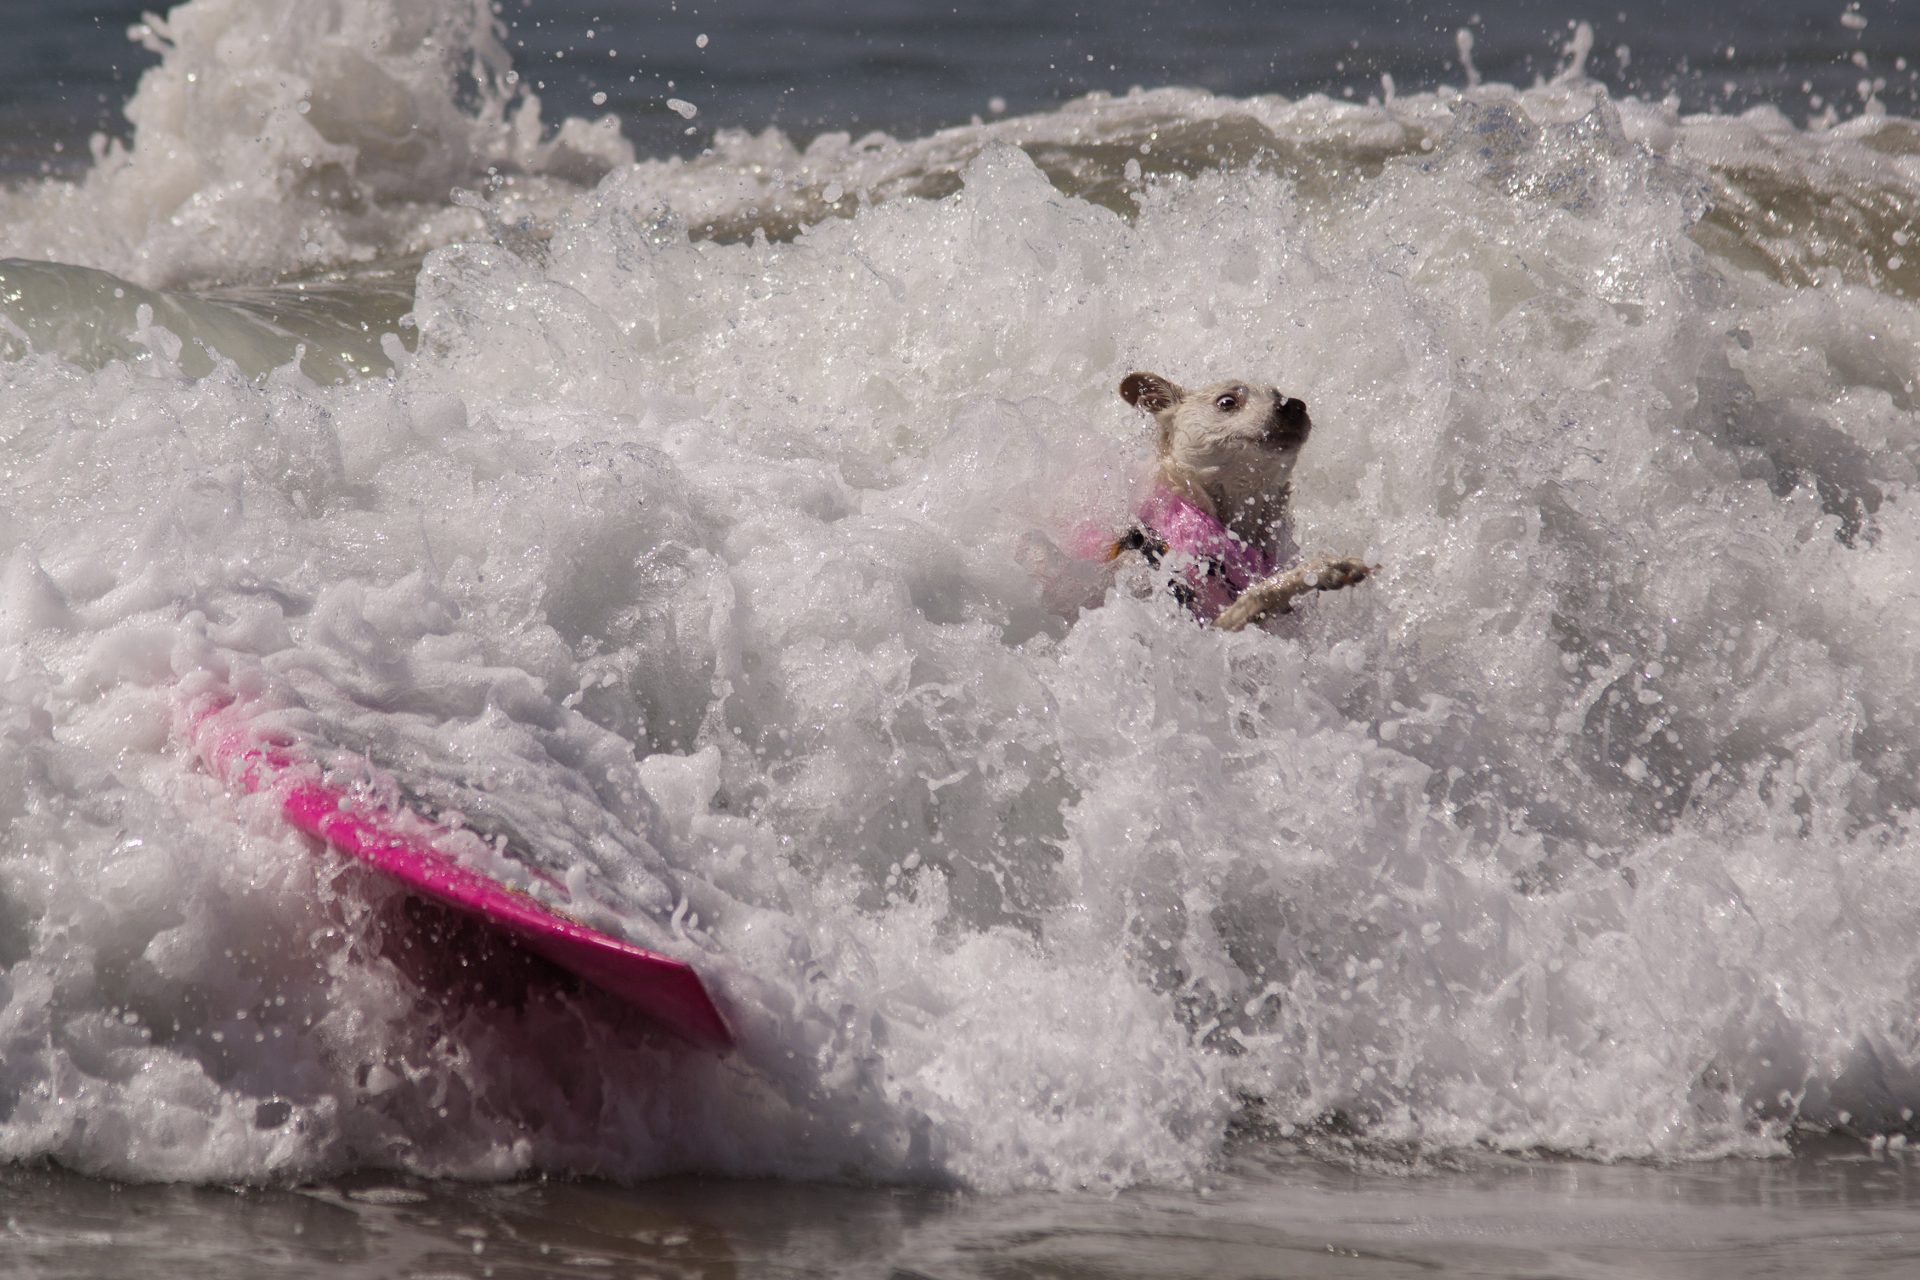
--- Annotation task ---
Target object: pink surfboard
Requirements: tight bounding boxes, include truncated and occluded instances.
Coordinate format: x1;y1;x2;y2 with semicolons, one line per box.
184;696;732;1052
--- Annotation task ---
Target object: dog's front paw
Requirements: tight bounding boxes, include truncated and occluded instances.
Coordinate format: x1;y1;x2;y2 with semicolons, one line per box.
1310;557;1375;592
1212;557;1378;632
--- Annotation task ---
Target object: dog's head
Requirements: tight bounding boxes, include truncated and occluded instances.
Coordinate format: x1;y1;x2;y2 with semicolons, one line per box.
1120;371;1312;531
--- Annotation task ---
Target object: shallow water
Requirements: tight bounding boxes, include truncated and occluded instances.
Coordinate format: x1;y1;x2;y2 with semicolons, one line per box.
7;0;1920;1274
8;1142;1920;1278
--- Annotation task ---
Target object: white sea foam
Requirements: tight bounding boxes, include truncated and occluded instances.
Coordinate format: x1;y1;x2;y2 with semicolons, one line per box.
5;0;1920;1191
0;0;631;287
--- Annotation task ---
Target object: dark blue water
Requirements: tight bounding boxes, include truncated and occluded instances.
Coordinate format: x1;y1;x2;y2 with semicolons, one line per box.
7;0;1917;175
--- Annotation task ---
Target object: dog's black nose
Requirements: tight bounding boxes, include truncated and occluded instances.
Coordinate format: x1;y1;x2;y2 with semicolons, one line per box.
1263;391;1312;447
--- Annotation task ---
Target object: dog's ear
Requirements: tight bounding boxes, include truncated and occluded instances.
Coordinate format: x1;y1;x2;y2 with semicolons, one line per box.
1120;372;1181;413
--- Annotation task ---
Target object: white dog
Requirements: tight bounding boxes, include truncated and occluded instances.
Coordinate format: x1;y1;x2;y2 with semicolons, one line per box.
1111;371;1373;631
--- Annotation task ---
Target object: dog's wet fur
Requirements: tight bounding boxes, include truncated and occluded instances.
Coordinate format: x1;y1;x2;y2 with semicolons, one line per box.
1119;371;1373;631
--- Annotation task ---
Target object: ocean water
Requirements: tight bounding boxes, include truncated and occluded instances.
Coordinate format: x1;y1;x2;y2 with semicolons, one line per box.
7;0;1920;1274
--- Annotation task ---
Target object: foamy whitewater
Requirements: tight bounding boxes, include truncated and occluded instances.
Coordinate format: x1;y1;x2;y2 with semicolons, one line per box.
5;0;1920;1193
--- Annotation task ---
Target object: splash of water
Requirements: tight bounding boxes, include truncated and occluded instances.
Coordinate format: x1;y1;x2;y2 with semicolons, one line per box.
4;0;1920;1192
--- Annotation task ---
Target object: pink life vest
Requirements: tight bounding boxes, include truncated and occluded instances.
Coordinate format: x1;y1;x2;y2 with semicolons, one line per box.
1085;484;1281;623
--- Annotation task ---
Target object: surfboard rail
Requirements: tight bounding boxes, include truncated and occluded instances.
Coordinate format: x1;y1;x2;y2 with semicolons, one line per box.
182;695;733;1053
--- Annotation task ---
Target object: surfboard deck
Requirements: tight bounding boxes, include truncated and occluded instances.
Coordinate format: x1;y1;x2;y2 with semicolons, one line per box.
184;696;732;1052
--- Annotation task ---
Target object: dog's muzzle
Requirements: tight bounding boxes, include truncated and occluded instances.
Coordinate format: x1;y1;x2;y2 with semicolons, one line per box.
1265;392;1312;447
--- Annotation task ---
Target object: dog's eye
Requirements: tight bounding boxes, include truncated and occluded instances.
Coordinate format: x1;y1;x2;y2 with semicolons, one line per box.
1214;393;1240;411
